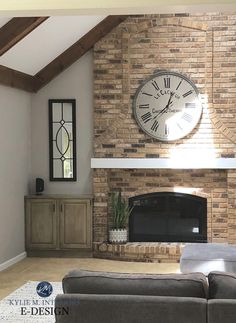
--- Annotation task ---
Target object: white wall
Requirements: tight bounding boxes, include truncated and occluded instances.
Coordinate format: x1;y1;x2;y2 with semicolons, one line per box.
0;85;31;264
31;51;93;194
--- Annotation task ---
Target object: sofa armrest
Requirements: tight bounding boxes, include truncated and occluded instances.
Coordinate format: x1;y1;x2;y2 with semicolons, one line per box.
208;299;236;323
55;294;207;323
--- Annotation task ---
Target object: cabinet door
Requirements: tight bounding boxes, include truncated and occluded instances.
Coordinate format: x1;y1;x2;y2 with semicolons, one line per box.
60;199;92;249
25;199;57;249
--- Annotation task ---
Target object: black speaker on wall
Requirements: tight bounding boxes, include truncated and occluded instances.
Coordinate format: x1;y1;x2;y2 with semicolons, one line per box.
36;178;44;195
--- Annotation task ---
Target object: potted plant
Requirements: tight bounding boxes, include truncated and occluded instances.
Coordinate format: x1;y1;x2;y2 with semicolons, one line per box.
109;191;133;244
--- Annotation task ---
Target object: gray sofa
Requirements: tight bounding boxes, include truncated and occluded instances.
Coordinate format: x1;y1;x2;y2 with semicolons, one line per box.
55;270;236;323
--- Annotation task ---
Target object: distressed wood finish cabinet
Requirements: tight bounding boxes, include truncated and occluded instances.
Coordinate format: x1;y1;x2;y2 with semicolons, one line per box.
25;195;93;257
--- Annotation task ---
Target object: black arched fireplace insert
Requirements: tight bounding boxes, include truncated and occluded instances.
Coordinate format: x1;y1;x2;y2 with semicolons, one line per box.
129;192;207;243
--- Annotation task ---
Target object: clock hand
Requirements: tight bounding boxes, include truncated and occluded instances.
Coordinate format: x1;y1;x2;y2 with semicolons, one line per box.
152;92;174;120
158;101;173;116
152;106;166;119
166;92;174;107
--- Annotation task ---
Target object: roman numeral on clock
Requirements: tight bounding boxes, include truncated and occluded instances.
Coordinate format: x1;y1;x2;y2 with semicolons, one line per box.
139;104;149;109
182;113;192;123
185;102;196;109
151;120;159;132
164;77;170;88
151;80;160;91
141;112;152;123
165;124;169;135
176;80;183;90
183;90;193;98
142;92;153;97
177;122;183;131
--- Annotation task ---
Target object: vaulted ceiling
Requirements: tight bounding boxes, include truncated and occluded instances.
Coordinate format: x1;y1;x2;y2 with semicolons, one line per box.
3;1;236;94
0;15;126;92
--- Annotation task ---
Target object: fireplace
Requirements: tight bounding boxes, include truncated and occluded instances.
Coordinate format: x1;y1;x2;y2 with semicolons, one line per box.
93;168;229;262
129;192;207;243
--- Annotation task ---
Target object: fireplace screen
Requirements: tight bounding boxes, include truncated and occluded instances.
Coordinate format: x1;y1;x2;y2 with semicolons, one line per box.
129;192;207;243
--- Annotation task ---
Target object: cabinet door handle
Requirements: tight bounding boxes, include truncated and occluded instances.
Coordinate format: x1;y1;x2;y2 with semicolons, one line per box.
60;204;63;212
53;204;56;213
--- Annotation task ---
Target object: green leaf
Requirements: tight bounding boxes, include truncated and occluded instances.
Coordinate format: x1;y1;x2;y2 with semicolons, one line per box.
110;191;133;229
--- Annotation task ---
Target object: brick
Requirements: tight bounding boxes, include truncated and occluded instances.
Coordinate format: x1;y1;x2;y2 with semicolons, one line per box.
93;14;236;254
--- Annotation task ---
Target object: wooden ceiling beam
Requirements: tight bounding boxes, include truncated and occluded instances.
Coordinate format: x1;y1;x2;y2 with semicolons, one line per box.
34;15;127;91
0;17;49;56
0;15;126;93
0;65;38;92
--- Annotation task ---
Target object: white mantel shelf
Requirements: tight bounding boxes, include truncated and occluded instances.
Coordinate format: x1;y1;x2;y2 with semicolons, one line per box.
91;158;236;169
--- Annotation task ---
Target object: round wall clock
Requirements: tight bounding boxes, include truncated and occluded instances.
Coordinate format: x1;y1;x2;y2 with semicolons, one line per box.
133;70;203;141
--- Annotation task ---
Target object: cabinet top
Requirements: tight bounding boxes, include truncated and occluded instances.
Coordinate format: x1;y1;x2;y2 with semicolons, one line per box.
25;194;93;199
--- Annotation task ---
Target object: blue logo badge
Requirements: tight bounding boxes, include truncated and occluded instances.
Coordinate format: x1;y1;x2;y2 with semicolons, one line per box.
36;281;53;297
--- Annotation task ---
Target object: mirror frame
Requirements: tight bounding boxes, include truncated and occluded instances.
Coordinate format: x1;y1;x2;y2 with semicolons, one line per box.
48;99;77;181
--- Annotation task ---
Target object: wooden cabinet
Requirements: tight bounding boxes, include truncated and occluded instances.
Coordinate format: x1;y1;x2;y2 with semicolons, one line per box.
60;199;92;249
26;198;57;249
25;196;92;256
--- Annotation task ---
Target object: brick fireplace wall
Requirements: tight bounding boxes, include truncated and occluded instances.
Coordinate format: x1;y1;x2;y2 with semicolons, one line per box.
93;13;236;260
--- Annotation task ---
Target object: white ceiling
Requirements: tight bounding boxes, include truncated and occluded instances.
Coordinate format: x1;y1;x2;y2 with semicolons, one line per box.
0;17;11;27
0;16;106;75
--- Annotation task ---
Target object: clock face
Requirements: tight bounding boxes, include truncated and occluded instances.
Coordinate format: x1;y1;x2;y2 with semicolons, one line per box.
133;71;203;141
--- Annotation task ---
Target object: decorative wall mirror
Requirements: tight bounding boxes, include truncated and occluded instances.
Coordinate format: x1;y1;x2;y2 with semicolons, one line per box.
49;99;77;181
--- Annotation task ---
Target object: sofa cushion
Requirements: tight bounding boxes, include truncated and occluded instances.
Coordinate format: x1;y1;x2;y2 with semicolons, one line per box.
56;294;207;323
208;299;236;323
62;270;208;298
208;271;236;299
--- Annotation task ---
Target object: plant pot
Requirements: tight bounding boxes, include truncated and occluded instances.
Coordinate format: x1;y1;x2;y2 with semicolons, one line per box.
109;229;128;244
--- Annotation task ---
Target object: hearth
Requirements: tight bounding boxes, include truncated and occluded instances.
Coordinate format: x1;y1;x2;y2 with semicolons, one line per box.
129;192;207;243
